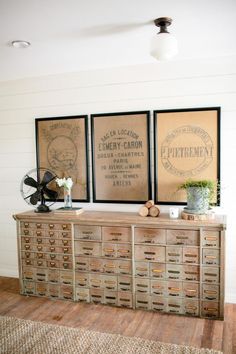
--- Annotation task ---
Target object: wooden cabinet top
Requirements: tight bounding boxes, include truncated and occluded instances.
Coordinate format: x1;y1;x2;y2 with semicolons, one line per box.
13;210;226;229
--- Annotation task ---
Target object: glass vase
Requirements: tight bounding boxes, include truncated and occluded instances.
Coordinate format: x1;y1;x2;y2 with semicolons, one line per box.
64;188;72;209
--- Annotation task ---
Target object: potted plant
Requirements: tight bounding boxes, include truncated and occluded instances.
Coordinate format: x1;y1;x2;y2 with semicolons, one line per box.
178;179;216;214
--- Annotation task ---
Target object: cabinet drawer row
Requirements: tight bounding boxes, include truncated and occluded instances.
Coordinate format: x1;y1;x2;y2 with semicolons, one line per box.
75;288;133;308
75;242;131;259
76;273;132;291
21;230;71;239
75;257;131;275
23;280;73;299
22;258;72;269
75;226;220;248
22;267;73;284
135;279;219;301
21;222;71;231
21;237;72;246
135;295;219;318
21;244;72;254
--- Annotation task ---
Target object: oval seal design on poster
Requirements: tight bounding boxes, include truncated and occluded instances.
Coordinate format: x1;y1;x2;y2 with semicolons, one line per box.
47;135;77;170
160;125;214;177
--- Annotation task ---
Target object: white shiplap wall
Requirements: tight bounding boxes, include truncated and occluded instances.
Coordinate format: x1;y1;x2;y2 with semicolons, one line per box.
0;56;235;302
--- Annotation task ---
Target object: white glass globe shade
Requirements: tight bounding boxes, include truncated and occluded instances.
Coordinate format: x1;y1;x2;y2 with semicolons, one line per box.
150;33;178;61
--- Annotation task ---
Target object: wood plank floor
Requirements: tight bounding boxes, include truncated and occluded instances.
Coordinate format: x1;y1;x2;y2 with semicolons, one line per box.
0;277;235;353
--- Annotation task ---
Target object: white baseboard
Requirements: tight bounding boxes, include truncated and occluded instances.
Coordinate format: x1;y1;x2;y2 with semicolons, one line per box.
225;293;236;304
0;268;18;278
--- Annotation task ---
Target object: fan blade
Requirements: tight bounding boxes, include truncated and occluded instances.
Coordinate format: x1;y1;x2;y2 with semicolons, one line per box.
43;187;58;200
30;191;41;205
24;176;38;188
41;170;55;185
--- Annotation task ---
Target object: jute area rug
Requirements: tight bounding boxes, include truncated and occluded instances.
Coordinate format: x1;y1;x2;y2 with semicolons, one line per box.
0;315;222;354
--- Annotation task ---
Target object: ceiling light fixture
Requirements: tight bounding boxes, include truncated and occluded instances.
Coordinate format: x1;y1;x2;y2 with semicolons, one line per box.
11;40;31;49
150;17;178;61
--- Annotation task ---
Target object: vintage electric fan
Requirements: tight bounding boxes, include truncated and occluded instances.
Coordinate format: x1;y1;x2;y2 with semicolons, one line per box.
20;168;58;212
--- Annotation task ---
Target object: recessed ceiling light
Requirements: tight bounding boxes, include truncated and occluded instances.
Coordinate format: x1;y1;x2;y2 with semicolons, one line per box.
11;40;31;48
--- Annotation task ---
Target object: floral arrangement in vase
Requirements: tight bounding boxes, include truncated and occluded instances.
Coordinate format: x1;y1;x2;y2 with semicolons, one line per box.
56;177;73;209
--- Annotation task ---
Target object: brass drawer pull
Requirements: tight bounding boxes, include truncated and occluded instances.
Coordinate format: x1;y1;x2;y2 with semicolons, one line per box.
37;238;42;244
49;232;54;237
119;265;129;269
36;231;42;236
205;236;217;241
205;255;217;259
24;237;30;243
24;230;29;235
37;246;42;251
118;249;129;253
168;253;180;257
63;256;69;261
25;252;30;258
137;267;148;272
119;282;130;286
153;302;164;306
186;306;197;310
25;245;30;250
50;262;56;267
152;285;163;289
104;264;115;268
168;270;180;274
50;254;56;259
137;300;148;304
63;263;69;268
185;253;197;257
185;289;197;292
36;223;42;228
204;272;217;277
120;298;130;302
152;269;163;273
37;253;43;259
37;261;43;266
25;259;31;265
62;240;69;245
63;248;69;253
110;232;122;236
144;251;156;255
104;248;114;252
24;222;29;228
62;224;68;230
168;287;180;291
83;247;93;250
204;290;217;295
105;296;116;300
49;239;55;244
204;307;217;312
62;232;68;237
176;236;188;239
50;247;55;252
169;304;180;308
49;224;54;229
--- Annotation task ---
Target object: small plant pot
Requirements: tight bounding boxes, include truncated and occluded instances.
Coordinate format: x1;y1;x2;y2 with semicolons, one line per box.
186;187;210;214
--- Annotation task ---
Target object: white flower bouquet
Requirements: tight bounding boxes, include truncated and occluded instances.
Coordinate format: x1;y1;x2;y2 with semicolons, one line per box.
56;177;73;190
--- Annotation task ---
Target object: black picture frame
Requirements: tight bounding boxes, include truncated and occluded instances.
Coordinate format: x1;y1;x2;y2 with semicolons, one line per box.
154;107;221;205
91;111;152;203
35;115;90;202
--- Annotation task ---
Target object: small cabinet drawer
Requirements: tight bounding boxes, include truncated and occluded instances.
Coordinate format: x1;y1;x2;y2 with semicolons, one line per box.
104;291;117;306
202;267;219;283
90;289;104;304
89;258;103;273
135;294;150;310
74;225;101;240
23;280;35;295
23;258;34;266
89;274;103;289
150;263;166;279
118;291;133;308
151;280;167;296
48;269;60;283
135;245;165;262
118;275;132;292
135;278;149;293
48;284;60;298
201;301;219;318
75;288;90;302
167;281;182;297
75;241;101;257
60;270;73;285
166;264;182;281
75;272;89;287
102;243;116;258
35;268;48;282
117;244;132;259
151;296;167;312
167;229;199;246
60;285;73;300
102;226;131;243
166;247;182;263
22;267;35;281
33;230;46;237
202;284;219;301
47;260;60;269
103;275;117;291
202;249;220;265
182;265;200;282
103;259;117;274
36;282;48;296
117;260;132;275
202;231;220;248
21;251;35;259
183;247;199;264
135;228;165;244
75;257;89;271
34;259;47;267
135;262;149;277
183;282;199;299
167;298;183;314
183;299;199;316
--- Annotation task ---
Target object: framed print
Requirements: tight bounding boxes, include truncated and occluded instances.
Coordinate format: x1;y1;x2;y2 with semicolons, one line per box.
91;111;151;203
35;115;89;202
154;107;220;205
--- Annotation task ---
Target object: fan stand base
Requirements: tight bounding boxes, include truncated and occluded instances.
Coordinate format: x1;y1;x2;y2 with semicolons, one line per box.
35;204;51;213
